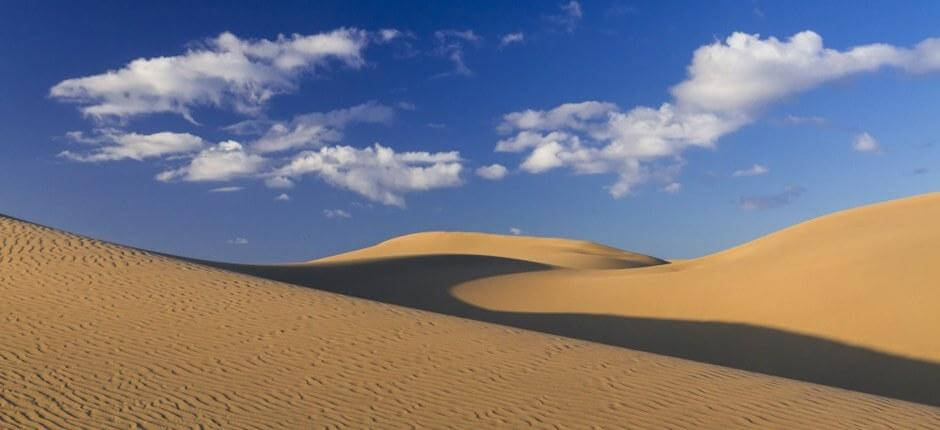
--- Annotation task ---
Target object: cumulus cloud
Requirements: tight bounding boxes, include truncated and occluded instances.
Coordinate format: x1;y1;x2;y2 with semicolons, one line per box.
509;227;523;235
58;129;204;162
499;33;525;49
249;102;394;153
264;176;294;189
476;163;508;180
732;164;769;177
496;31;940;197
739;186;805;211
50;29;372;122
433;30;481;77
546;1;583;33
853;132;881;153
273;143;463;207
274;193;291;201
323;209;351;219
209;186;243;192
157;140;266;182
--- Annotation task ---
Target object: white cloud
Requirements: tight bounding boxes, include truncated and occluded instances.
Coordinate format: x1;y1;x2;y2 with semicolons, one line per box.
264;176;294;189
476;164;508;180
58;129;204;162
853;132;881;153
732;164;769;177
781;114;827;126
50;29;372;122
274;143;463;207
250;102;394;153
499;32;525;48
663;182;682;194
427;122;446;129
397;101;416;111
496;31;940;197
209;186;243;192
274;193;291;201
157;140;265;182
323;209;351;219
509;227;523;235
227;237;249;245
547;1;583;33
433;30;482;77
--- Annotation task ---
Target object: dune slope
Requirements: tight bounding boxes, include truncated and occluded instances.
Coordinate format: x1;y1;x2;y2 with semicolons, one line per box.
454;193;940;362
3;216;940;428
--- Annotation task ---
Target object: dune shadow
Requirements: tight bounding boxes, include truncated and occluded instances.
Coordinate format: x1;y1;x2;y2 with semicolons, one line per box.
199;254;940;407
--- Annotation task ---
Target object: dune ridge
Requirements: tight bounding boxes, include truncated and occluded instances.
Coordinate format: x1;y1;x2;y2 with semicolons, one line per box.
3;214;940;427
314;230;667;269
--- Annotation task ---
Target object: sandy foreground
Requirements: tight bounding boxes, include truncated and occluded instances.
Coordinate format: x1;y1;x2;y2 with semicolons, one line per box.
2;195;940;428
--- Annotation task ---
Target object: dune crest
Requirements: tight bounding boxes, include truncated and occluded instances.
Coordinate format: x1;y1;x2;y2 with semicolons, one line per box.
314;231;667;269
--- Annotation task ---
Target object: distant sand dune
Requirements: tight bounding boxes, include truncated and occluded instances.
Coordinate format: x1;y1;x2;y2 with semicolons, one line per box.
3;214;940;427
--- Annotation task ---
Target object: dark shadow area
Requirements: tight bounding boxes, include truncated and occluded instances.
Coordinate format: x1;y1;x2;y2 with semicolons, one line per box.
197;254;940;407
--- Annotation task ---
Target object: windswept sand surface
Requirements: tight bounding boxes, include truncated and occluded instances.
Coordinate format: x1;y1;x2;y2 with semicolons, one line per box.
3;216;940;427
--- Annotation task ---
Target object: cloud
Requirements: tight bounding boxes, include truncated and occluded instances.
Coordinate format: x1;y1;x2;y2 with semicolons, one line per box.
209;186;243;192
249;102;394;153
732;164;769;177
397;101;416;111
274;143;463;207
427;122;446;129
227;237;248;245
50;29;372;123
157;140;266;182
496;31;940;197
274;193;291;201
433;30;482;77
264;176;294;189
546;1;583;33
323;209;351;219
476;164;508;180
739;186;805;211
853;132;881;153
509;227;523;235
663;182;682;194
58;129;204;162
499;33;525;49
781;114;827;126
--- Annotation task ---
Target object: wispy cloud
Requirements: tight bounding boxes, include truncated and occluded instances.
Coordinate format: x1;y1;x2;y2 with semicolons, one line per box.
499;32;525;49
227;237;248;245
732;164;769;177
546;1;583;33
274;193;291;201
509;227;523;235
59;129;204;162
209;186;243;192
323;209;351;219
739;186;805;211
433;29;482;77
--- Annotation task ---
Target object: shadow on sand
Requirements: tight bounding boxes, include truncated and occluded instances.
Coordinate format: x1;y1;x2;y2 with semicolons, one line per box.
198;254;940;407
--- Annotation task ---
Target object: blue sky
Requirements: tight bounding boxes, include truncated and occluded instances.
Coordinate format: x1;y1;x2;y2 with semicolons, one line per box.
1;1;938;263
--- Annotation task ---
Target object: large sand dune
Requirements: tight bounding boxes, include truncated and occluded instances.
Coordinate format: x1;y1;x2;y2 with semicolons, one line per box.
3;213;940;427
214;193;940;407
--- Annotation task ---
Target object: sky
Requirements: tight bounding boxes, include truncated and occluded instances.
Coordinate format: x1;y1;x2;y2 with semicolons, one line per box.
1;0;939;263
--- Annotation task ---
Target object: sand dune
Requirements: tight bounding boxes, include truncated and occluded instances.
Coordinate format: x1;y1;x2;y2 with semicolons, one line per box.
315;231;667;269
3;215;940;427
453;193;940;362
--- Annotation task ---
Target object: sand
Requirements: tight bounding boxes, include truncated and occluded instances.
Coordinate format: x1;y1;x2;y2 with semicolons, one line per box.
2;193;940;427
